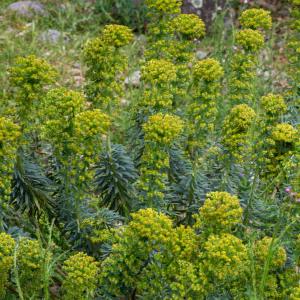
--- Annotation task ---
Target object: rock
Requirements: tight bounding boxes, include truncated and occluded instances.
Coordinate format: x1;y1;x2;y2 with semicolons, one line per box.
190;0;203;9
196;50;208;60
125;70;141;87
7;1;45;17
39;29;67;44
182;0;226;29
120;98;129;106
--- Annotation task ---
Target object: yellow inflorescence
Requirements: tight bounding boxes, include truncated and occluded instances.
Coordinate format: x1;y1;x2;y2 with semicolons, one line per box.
290;287;300;300
62;252;99;300
194;191;243;234
222;104;256;160
83;24;132;109
169;14;205;39
143;113;184;145
239;8;272;30
141;59;177;85
254;237;286;270
271;123;298;143
0;233;15;298
201;233;249;281
41;88;85;154
72;109;111;182
9;55;57;103
17;238;44;297
261;93;287;117
145;0;182;14
0;117;21;198
193;58;224;82
101;24;134;48
236;29;265;52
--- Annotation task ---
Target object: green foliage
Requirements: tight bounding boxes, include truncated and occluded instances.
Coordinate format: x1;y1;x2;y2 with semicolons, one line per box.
94;144;138;215
11;153;56;221
0;1;299;299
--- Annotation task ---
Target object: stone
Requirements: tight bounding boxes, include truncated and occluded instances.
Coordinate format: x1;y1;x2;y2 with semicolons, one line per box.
39;29;67;44
7;1;45;17
196;50;208;60
182;0;226;29
125;70;141;87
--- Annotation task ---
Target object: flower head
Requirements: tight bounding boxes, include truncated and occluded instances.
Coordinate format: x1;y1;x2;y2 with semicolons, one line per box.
193;58;224;82
254;237;286;270
236;29;264;52
260;93;287;116
201;233;249;281
141;59;177;85
169;14;205;39
102;24;134;47
239;8;272;30
145;0;182;14
194;191;243;233
271;123;298;143
143;113;184;145
62;252;99;300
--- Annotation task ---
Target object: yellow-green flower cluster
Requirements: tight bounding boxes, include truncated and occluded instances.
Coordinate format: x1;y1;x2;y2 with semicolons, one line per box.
258;123;298;179
40;87;110;187
100;208;177;296
260;93;287;118
194;192;243;234
9;55;57;104
188;58;224;150
201;233;249;282
0;233;15;298
143;113;184;145
101;24;134;47
287;0;300;90
0;117;20;199
16;238;44;298
290;287;300;300
40;88;85;156
141;59;177;85
222;104;256;160
71;109;111;183
139;114;184;205
271;123;298;143
229;9;271;104
83;24;133;109
239;8;272;30
100;208;204;298
62;252;99;300
236;29;264;52
193;58;224;82
254;237;286;270
169;14;205;40
140;59;178;110
145;39;193;62
145;0;182;14
228;53;257;104
145;4;206;104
